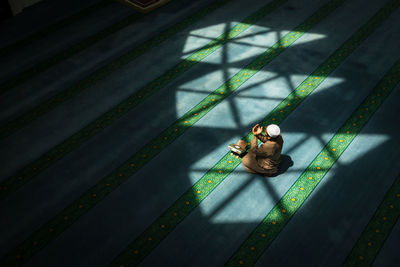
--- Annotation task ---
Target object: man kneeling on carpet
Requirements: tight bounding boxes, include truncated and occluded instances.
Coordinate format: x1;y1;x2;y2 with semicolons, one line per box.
242;124;284;177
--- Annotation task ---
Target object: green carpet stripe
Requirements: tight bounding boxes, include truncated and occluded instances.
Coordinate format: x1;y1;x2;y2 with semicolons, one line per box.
342;174;400;267
0;0;347;265
0;0;112;57
225;59;400;267
109;2;400;266
0;0;290;198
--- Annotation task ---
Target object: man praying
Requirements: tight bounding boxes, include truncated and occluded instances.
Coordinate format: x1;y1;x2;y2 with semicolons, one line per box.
241;124;284;177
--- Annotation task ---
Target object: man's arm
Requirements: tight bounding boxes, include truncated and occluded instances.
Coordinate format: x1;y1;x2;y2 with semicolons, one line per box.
256;133;268;143
250;136;266;156
252;124;268;143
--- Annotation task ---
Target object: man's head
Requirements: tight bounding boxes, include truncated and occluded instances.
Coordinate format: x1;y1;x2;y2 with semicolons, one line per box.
266;124;280;139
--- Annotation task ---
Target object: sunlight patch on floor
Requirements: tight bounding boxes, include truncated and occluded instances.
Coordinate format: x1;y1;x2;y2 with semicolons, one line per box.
326;133;390;165
187;134;244;184
176;72;344;129
181;23;228;54
209;177;273;224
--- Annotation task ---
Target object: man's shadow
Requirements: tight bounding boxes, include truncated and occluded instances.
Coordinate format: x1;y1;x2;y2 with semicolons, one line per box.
276;154;294;175
265;154;293;178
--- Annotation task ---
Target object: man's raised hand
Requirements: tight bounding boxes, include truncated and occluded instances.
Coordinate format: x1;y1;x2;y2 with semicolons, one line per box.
252;124;263;135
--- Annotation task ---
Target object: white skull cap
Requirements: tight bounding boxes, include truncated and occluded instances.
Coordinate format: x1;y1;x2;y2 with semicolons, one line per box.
266;124;280;138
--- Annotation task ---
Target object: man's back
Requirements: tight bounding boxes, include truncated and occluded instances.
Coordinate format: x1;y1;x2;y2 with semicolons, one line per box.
256;135;283;172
